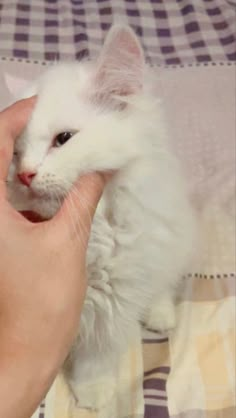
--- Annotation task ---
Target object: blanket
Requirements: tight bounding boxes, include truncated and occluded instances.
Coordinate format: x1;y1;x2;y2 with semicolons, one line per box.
0;1;235;417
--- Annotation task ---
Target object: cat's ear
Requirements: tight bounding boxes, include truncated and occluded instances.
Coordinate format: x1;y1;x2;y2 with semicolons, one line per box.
4;73;37;100
94;25;145;99
4;73;31;99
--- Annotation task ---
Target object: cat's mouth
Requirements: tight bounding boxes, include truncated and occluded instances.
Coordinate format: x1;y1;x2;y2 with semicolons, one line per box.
20;210;47;223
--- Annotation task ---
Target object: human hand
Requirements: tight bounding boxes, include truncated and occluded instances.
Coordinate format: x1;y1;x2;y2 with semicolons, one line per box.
0;98;107;418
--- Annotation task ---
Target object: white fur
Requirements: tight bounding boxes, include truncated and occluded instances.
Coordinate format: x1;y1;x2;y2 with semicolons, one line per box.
8;26;197;409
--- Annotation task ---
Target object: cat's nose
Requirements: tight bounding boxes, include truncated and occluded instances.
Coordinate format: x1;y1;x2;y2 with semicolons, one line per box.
17;171;36;187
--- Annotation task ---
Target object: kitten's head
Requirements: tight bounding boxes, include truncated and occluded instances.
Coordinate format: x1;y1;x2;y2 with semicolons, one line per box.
8;25;146;218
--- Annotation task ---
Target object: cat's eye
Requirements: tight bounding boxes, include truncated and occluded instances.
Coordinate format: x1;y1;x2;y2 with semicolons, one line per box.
53;131;75;147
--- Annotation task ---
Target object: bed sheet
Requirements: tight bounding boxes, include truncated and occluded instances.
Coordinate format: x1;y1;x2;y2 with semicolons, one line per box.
0;0;235;65
0;1;235;417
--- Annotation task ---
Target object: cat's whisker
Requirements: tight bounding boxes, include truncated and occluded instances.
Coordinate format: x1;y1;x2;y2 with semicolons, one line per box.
52;187;73;236
60;177;100;198
68;188;97;238
49;190;75;271
67;193;88;251
69;187;98;217
71;193;92;249
63;197;81;249
60;179;99;214
52;188;82;251
53;182;96;250
62;188;88;250
53;189;63;214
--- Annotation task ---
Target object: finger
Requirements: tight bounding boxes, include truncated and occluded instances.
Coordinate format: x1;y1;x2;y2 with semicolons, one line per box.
0;97;36;138
0;97;36;182
48;172;108;247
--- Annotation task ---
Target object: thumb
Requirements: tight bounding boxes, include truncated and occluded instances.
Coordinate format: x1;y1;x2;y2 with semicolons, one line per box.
0;97;36;184
48;172;107;247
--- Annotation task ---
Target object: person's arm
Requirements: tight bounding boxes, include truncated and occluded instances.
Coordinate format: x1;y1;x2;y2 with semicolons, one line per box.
0;343;56;418
0;99;106;418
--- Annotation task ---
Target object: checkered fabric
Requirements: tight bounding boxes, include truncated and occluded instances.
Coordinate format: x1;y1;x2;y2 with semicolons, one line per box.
0;0;235;65
0;1;235;417
0;59;235;418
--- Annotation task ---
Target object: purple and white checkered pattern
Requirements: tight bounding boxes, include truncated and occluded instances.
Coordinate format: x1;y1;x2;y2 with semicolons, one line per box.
0;0;235;65
0;3;235;418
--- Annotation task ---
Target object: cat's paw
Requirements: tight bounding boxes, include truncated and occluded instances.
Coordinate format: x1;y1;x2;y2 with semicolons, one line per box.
145;299;176;332
70;379;115;411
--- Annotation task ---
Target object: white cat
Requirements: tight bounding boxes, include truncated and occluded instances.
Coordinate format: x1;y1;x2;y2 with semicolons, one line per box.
8;25;197;410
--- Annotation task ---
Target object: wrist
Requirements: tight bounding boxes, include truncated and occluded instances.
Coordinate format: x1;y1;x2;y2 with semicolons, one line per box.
0;333;60;418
